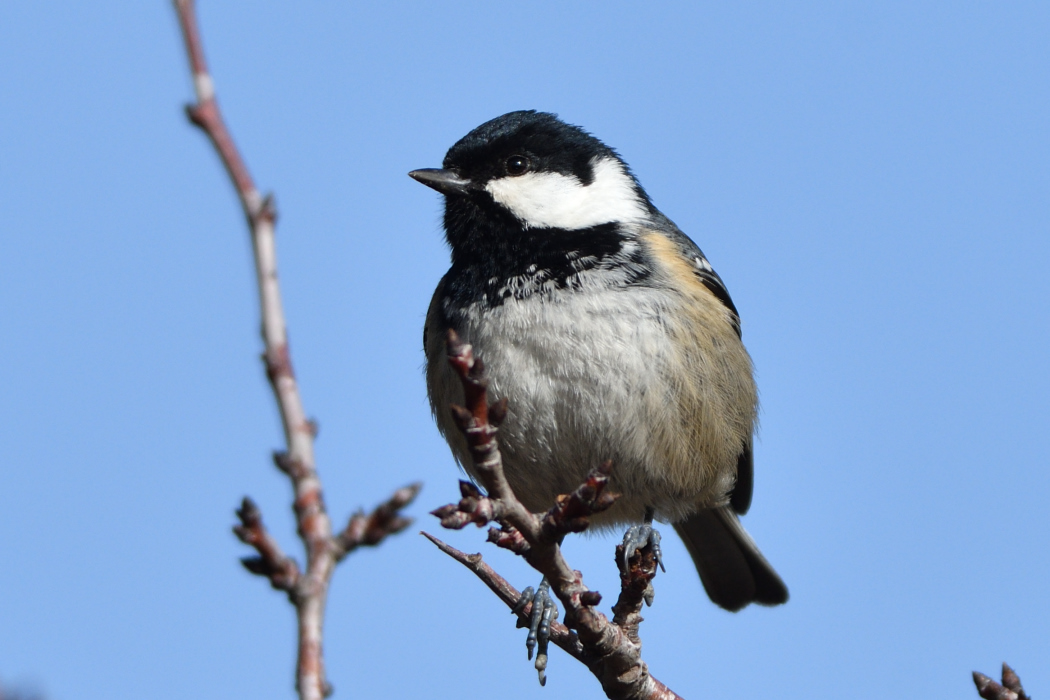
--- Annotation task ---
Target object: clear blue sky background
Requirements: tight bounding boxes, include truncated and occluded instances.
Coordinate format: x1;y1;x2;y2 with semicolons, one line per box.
0;2;1046;698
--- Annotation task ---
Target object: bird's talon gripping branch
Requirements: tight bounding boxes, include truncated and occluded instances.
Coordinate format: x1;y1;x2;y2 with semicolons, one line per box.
512;578;558;686
652;530;665;572
620;523;665;577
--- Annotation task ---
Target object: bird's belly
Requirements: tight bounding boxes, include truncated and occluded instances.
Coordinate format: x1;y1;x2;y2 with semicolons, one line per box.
427;286;732;527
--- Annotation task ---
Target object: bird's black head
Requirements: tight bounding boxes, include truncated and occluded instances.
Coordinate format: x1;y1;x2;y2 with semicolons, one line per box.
410;111;653;257
443;110;614;188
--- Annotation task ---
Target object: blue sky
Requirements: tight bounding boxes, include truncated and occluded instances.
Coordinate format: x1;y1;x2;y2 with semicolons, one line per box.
0;2;1047;698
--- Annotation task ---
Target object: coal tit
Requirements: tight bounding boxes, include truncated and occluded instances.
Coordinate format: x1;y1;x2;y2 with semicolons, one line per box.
411;111;787;612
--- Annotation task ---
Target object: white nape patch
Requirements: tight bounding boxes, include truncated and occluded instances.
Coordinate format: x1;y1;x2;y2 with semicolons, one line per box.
485;156;647;230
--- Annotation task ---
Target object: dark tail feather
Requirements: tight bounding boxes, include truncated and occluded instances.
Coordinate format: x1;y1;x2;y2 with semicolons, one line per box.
673;507;788;612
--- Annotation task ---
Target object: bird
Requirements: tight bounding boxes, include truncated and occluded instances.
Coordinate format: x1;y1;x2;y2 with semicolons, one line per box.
411;110;787;617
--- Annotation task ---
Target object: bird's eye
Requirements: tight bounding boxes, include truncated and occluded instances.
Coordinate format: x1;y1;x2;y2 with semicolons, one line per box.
505;155;530;176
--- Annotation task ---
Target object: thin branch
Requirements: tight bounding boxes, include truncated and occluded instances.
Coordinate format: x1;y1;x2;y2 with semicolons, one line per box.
172;2;418;698
974;663;1030;700
429;330;683;700
421;532;587;662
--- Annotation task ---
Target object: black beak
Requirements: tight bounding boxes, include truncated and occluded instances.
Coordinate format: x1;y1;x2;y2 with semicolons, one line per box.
408;168;474;196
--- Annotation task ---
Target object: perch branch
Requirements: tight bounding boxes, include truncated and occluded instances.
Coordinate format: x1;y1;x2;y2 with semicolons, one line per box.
427;330;683;700
421;532;587;662
173;2;418;698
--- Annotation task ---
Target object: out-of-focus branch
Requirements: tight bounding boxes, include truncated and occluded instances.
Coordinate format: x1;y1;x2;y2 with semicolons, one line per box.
334;483;422;560
0;682;46;700
425;330;682;700
172;2;418;698
234;496;300;593
974;663;1030;700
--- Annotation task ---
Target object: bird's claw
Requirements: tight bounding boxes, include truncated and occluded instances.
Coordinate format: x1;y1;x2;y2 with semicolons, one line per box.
621;522;665;575
512;577;558;686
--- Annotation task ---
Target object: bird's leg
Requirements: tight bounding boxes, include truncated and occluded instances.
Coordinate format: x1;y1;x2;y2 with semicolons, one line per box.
511;576;558;686
621;506;665;598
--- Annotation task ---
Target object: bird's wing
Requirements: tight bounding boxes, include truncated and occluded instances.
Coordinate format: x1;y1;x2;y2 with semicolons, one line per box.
645;215;752;509
731;444;753;514
654;218;742;338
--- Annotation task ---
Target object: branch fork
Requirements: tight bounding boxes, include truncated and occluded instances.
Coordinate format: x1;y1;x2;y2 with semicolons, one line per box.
173;2;419;698
425;330;683;700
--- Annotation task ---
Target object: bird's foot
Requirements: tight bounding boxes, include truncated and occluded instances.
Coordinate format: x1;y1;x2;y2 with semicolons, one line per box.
620;522;664;605
511;577;559;686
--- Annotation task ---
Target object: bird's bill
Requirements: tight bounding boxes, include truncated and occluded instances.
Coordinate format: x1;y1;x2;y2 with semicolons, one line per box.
408;168;474;196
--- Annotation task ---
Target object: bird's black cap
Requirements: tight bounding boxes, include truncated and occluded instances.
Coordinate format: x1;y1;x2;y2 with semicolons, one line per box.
442;110;619;187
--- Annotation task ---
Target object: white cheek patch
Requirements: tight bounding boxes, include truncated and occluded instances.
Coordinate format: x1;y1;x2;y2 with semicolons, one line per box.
484;156;647;230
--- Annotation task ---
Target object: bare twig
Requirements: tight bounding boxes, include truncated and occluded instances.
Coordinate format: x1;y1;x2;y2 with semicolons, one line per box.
974;663;1030;700
234;497;300;593
172;3;418;698
334;483;422;559
427;330;683;700
420;532;587;662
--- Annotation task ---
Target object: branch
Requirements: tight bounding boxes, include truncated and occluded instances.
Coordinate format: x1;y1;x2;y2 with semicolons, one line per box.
334;483;422;560
172;3;419;698
234;497;300;593
427;330;683;700
420;532;587;663
974;663;1030;700
0;682;46;700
